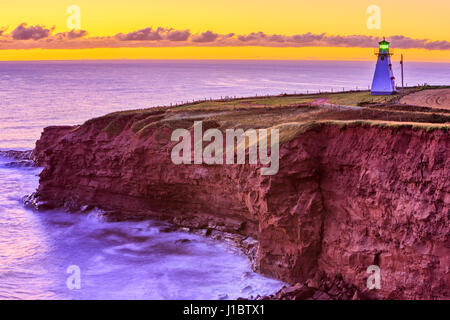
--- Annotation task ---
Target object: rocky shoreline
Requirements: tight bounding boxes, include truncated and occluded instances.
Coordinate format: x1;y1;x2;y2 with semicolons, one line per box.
0;150;35;168
23;186;371;301
2;148;379;300
23;190;375;300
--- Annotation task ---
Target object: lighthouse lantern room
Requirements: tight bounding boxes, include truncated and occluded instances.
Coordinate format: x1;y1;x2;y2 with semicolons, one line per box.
371;38;396;95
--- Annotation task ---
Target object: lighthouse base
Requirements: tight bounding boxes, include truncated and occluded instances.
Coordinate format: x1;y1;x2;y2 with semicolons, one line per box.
371;91;396;96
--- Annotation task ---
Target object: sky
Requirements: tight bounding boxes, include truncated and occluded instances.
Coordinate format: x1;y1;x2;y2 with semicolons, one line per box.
0;0;449;61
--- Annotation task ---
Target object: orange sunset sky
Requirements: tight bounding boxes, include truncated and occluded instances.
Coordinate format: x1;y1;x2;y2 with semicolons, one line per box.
0;0;449;61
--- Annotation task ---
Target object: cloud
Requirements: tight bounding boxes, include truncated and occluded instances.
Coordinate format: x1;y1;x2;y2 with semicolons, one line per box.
116;27;191;42
423;41;450;50
55;29;88;40
115;27;164;41
11;23;53;40
1;23;449;51
192;31;219;43
165;29;191;41
238;32;326;44
66;29;88;39
234;32;450;50
237;32;266;42
291;33;326;44
266;34;285;43
389;35;450;50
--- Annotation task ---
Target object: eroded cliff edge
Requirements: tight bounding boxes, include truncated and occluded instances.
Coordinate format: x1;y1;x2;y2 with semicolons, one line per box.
31;103;450;299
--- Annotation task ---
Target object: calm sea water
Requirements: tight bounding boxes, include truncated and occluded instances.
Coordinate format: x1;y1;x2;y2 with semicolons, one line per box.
0;60;448;299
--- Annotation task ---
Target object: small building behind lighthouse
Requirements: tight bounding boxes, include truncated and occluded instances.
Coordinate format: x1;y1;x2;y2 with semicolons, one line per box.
371;38;396;95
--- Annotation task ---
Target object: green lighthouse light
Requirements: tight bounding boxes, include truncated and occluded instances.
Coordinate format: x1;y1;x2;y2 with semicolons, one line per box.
380;42;389;50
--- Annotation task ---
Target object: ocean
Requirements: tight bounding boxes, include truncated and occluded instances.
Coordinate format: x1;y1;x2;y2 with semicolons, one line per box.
0;60;448;299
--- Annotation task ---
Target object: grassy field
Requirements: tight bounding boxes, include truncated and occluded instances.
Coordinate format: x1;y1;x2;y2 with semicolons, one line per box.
88;87;450;142
168;90;397;111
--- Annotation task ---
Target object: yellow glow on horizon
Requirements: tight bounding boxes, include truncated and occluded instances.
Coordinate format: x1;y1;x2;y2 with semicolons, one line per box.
1;46;449;63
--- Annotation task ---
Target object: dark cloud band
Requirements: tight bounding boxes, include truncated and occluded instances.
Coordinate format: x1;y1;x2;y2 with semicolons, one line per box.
0;23;449;51
11;23;54;40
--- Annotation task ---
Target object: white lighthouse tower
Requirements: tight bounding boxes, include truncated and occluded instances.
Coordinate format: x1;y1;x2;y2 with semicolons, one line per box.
371;38;396;95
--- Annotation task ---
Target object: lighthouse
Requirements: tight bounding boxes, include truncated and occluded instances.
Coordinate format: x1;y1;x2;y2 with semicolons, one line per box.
371;38;396;95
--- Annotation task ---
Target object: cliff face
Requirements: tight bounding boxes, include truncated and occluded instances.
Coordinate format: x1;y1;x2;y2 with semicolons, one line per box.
33;112;449;300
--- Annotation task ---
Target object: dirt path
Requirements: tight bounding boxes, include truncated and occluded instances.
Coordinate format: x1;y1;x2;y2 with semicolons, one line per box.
400;89;450;110
312;98;360;110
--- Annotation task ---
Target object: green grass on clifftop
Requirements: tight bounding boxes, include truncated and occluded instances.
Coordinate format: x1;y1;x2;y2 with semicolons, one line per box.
83;88;449;143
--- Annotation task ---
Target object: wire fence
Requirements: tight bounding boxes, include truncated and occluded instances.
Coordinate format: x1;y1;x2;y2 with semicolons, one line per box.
163;86;374;108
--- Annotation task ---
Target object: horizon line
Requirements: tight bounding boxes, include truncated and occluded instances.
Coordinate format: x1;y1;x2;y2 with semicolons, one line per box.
1;58;450;63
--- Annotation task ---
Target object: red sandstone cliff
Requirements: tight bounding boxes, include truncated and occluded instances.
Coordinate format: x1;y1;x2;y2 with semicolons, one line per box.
32;111;449;300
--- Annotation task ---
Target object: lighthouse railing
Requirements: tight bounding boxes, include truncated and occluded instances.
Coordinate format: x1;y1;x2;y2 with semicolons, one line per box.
374;48;394;55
